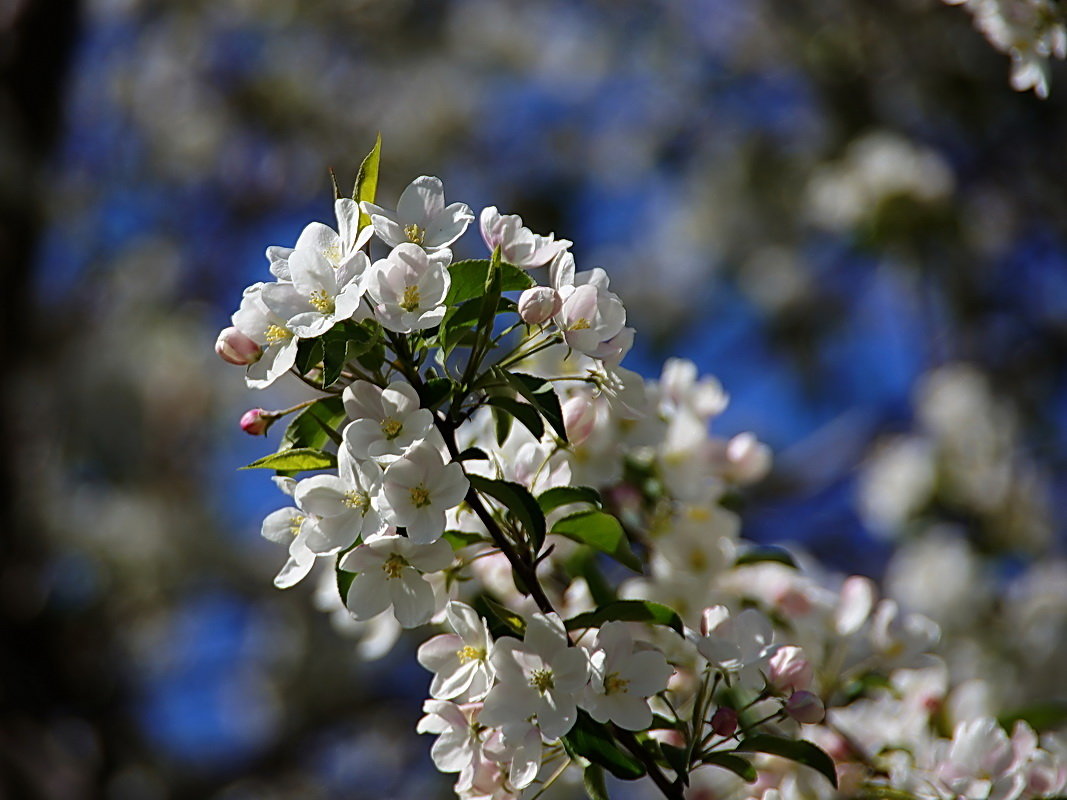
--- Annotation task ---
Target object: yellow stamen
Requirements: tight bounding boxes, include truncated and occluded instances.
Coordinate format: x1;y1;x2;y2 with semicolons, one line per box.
400;284;421;312
404;223;425;245
570;318;591;331
410;484;431;509
266;324;293;344
529;668;555;692
380;417;404;440
604;673;630;694
309;290;335;314
456;645;486;664
343;491;369;511
382;553;407;579
288;514;305;536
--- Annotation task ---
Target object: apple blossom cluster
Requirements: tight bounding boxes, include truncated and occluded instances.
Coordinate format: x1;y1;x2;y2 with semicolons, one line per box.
218;141;1067;800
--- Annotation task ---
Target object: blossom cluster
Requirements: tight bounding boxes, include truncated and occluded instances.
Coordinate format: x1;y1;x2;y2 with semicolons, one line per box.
218;142;1067;800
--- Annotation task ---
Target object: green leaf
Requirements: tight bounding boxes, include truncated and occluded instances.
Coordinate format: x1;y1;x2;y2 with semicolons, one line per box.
455;447;489;462
241;447;336;472
420;376;454;410
443;530;486;549
281;396;346;451
468;475;546;551
474;594;526;638
734;546;798;569
353;132;381;229
660;744;690;784
336;566;355;600
497;370;568;442
734;735;838;789
583;764;610;800
486;396;544;441
445;259;535;305
999;702;1067;733
491;404;513;447
565;549;617;607
551;510;641;572
295;337;324;375
565;600;684;635
701;753;757;783
538;485;602;514
563;712;645;781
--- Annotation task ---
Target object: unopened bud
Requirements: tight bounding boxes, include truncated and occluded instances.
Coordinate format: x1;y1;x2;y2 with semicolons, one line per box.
517;286;562;325
710;706;738;737
785;690;824;724
562;394;597;445
216;326;262;366
725;432;772;484
240;408;274;436
767;646;813;693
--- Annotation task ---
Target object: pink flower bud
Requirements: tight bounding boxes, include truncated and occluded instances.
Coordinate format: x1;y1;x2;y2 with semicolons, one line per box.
725;432;772;484
216;326;262;365
710;706;738;737
785;691;824;724
240;408;274;436
562;394;597;445
517;286;562;325
767;646;813;693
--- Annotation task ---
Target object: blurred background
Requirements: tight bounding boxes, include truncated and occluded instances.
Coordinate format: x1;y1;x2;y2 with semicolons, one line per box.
3;0;1067;797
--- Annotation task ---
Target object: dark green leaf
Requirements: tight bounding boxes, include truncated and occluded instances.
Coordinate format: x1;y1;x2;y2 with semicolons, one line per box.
281;396;346;451
336;567;355;600
565;600;684;635
295;337;324;375
583;764;610;800
497;370;568;442
241;447;336;472
445;259;535;305
538;485;603;514
420;376;454;410
468;475;546;551
353;132;381;229
491;404;513;447
443;530;487;549
734;735;838;789
660;744;690;784
486;396;544;441
552;510;641;572
563;712;645;781
999;702;1067;733
701;753;757;783
474;594;526;638
734;547;798;569
564;548;617;607
455;447;489;462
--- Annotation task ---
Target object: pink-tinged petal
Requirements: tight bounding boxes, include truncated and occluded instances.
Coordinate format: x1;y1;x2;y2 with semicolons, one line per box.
508;725;542;788
346;570;391;619
397;176;446;224
390;569;434;627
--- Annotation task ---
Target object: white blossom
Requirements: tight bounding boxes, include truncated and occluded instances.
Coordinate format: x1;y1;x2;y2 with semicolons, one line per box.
379;441;470;543
365;243;452;333
418;601;496;702
582;622;674;730
342;380;438;464
479;206;570;268
292;447;385;553
361;175;473;251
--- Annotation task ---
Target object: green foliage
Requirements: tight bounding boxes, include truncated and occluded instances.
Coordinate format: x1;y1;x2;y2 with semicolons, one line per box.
998;702;1067;733
354;133;381;229
565;600;684;635
734;546;798;569
734;735;838;789
551;510;641;571
281;396;346;451
562;712;646;781
495;369;568;442
473;594;526;638
468;474;547;551
583;763;611;800
444;259;534;306
701;752;757;783
241;447;336;472
486;396;544;441
537;485;603;514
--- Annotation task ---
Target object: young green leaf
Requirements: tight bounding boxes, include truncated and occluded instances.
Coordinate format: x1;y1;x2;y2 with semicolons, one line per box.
295;337;324;376
486;396;545;441
537;486;603;514
660;744;690;785
562;712;646;781
353;132;382;229
281;396;346;451
701;753;757;783
445;259;535;305
420;376;455;410
583;764;611;800
473;594;526;638
467;475;547;551
241;447;337;472
551;510;641;572
565;600;684;636
734;735;838;789
497;370;568;442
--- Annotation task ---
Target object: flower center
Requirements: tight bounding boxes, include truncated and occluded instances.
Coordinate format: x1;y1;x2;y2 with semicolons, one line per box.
288;514;305;536
266;324;293;344
604;673;630;695
343;490;369;511
380;417;404;440
404;223;425;245
400;284;421;312
382;553;408;579
410;484;432;509
323;244;342;264
570;318;591;331
529;668;555;693
309;289;335;314
456;645;486;664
